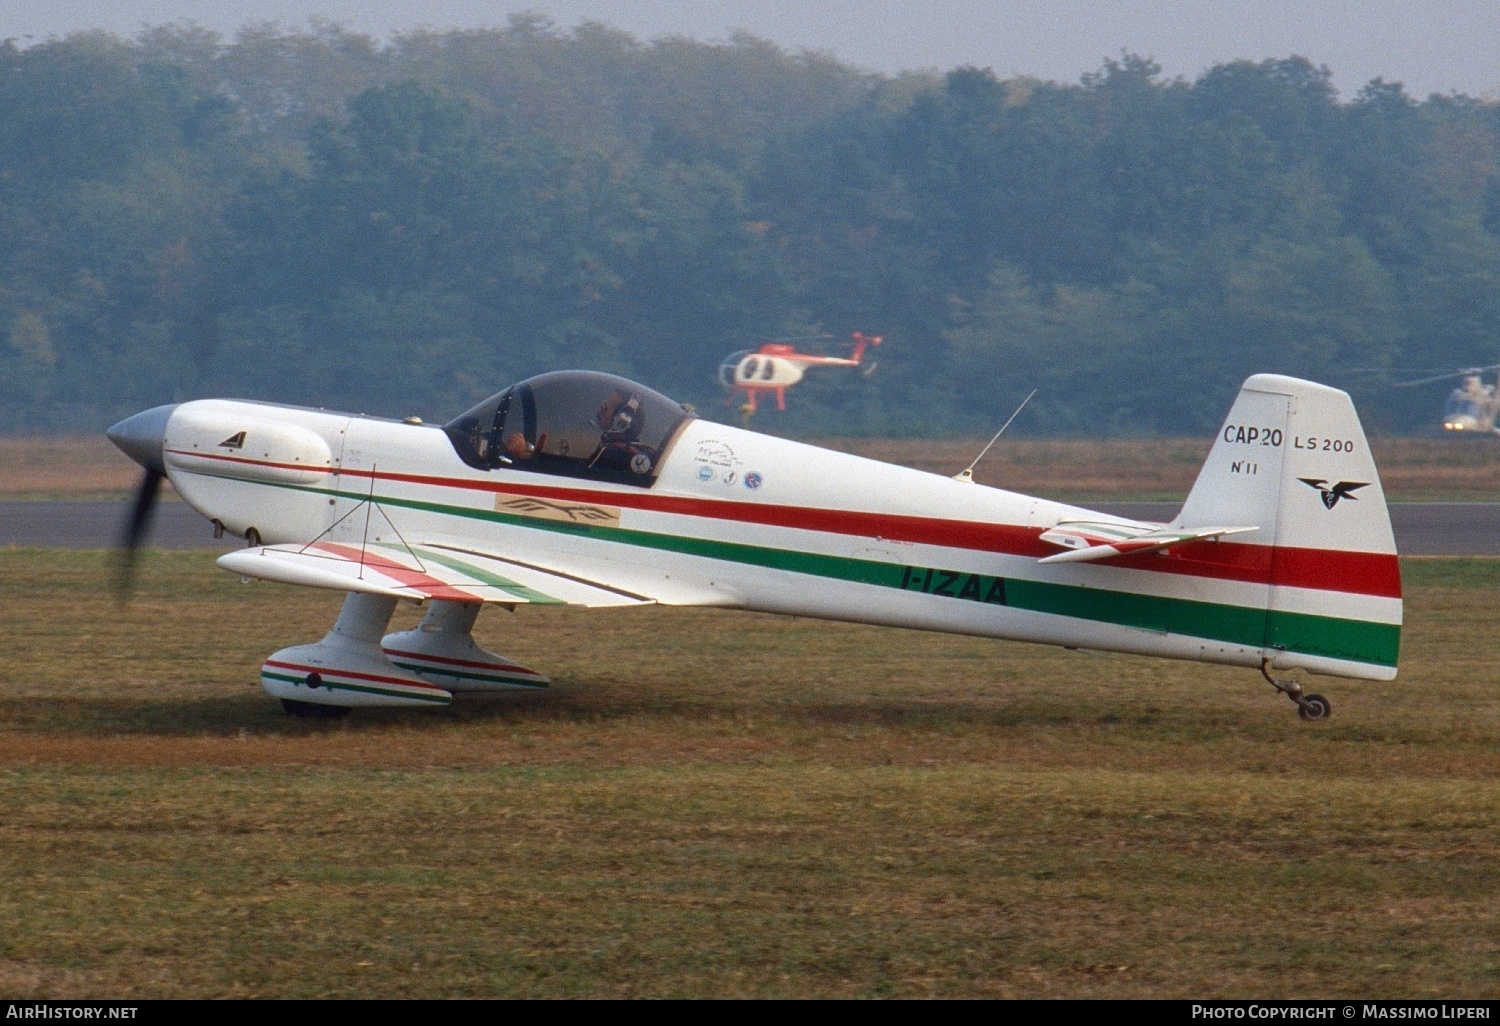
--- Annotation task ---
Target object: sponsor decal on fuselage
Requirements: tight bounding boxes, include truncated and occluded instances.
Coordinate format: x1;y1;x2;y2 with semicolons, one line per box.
692;439;742;470
493;490;621;526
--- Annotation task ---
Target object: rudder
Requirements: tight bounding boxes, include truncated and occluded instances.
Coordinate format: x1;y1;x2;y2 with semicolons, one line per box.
1178;374;1401;680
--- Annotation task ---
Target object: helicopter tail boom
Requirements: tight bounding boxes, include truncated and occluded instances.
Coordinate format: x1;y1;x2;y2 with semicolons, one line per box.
1176;374;1402;681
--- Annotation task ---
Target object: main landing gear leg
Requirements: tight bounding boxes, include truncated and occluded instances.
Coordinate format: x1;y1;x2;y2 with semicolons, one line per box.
1261;660;1331;721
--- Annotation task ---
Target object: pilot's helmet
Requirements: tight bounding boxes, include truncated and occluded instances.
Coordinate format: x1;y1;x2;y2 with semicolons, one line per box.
596;391;642;437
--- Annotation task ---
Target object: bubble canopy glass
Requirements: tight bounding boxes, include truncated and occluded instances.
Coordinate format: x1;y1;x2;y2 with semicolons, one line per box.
444;371;694;487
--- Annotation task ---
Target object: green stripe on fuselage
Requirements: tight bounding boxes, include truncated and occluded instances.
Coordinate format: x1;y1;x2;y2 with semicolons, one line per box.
1005;579;1399;667
253;480;1401;668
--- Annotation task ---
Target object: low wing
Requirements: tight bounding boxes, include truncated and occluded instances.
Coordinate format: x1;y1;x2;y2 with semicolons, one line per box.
1037;520;1257;565
217;541;650;607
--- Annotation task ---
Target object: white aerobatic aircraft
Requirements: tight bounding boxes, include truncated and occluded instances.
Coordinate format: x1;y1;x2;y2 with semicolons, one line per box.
108;371;1401;719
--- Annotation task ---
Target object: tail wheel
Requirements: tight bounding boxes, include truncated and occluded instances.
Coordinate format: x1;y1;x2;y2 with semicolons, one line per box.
1297;694;1332;721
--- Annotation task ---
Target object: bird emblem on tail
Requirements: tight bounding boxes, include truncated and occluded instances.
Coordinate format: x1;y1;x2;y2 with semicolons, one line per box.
1299;478;1368;509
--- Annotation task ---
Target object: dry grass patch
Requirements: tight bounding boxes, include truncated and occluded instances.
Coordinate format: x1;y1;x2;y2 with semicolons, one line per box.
1;549;1499;996
2;765;1497;998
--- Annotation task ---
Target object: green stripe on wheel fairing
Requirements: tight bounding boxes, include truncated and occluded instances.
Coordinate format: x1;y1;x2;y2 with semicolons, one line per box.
388;660;549;688
258;482;1402;669
261;669;453;704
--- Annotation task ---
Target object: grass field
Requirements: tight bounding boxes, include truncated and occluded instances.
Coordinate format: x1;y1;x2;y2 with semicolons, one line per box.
1;549;1497;997
8;433;1500;501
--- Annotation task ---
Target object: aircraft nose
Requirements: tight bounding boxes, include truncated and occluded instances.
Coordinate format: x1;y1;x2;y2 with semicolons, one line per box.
106;404;178;475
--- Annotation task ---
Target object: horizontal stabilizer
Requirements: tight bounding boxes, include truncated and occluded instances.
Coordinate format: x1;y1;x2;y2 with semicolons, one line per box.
1038;521;1257;564
218;540;652;607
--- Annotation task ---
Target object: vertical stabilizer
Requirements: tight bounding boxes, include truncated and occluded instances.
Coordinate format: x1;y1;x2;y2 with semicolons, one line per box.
1178;374;1402;680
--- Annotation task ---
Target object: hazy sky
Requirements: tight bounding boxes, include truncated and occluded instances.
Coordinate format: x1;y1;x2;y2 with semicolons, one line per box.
6;0;1499;100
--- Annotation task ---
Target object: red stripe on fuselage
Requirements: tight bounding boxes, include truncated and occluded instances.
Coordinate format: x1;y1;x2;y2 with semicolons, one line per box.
174;450;1401;599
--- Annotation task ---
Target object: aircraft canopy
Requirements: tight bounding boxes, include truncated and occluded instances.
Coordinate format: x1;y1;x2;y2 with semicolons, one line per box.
445;370;694;487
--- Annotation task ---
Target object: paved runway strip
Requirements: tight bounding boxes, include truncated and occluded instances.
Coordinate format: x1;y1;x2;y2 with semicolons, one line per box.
1;501;234;550
1;500;1497;555
1093;502;1500;557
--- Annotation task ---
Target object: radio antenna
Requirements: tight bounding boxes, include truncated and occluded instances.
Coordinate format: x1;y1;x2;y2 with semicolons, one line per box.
953;389;1036;484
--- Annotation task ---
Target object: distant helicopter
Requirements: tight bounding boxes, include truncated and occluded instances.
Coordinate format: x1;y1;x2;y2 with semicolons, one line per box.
718;331;881;417
1394;365;1500;434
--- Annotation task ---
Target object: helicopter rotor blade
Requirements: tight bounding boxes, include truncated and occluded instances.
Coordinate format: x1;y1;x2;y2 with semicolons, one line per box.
1395;371;1469;388
1395;363;1500;388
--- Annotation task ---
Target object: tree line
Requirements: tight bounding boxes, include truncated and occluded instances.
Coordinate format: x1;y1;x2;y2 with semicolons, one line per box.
3;18;1498;436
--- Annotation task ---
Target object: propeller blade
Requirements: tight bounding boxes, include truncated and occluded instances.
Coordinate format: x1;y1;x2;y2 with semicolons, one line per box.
115;467;164;600
106;402;178;600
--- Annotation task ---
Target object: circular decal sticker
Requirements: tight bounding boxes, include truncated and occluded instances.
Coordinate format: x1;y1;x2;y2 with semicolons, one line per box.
723;470;738;485
630;452;653;474
744;472;763;490
697;465;714;481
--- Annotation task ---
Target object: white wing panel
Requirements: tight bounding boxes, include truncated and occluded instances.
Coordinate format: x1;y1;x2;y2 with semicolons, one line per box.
218;541;650;608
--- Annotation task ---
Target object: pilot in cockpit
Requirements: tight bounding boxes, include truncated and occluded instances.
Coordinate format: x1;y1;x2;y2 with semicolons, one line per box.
444;372;690;481
590;390;651;473
504;430;535;461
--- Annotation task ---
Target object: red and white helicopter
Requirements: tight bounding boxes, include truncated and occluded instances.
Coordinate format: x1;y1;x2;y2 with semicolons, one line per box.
718;331;881;414
109;371;1401;719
